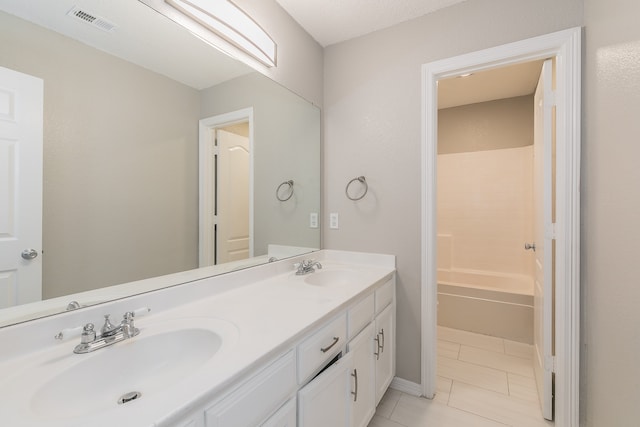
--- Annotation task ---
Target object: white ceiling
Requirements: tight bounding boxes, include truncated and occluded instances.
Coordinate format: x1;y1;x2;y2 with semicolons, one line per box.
275;0;470;47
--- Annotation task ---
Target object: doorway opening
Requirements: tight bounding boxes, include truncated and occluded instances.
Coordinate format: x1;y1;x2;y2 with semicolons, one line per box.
421;28;581;426
199;108;254;267
436;57;554;423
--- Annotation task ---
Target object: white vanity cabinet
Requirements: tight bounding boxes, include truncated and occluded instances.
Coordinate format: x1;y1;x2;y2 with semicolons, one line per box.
298;277;395;427
204;351;296;427
165;276;395;427
297;351;354;427
175;417;204;427
374;303;394;404
261;397;297;427
348;323;376;427
374;280;395;404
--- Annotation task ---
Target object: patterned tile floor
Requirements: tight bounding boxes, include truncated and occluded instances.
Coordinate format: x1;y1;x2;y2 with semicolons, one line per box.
368;327;553;427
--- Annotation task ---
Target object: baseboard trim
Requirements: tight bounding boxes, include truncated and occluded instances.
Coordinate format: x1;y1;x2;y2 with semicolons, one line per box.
390;377;422;396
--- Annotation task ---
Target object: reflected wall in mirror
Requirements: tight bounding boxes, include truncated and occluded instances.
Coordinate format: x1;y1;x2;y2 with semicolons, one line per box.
0;0;320;327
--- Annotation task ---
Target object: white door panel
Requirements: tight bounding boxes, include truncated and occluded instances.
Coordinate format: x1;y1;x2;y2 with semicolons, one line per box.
533;58;554;421
0;66;43;308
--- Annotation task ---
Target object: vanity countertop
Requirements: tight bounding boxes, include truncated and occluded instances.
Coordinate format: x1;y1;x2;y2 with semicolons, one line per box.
0;250;395;427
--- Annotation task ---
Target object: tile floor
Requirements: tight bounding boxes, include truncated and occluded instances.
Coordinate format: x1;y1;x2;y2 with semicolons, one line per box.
368;327;553;427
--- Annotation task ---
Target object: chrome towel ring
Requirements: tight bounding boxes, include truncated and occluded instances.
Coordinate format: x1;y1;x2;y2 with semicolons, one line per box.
345;176;368;201
276;180;294;201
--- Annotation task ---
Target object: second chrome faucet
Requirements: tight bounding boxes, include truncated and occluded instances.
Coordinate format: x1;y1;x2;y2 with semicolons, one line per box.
295;259;322;275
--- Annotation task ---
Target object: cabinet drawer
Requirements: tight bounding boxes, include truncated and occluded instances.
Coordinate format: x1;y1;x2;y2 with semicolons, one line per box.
348;293;374;339
297;314;347;383
205;351;296;427
375;280;394;314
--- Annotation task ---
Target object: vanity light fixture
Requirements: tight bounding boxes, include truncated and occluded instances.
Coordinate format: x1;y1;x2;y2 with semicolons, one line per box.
164;0;277;67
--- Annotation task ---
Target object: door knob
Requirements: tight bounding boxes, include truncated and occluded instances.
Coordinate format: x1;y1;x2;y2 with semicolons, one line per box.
21;249;38;260
524;243;536;252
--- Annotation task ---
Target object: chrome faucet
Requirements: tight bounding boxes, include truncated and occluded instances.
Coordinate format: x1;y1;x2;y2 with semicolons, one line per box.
55;307;150;354
295;259;323;275
65;300;81;311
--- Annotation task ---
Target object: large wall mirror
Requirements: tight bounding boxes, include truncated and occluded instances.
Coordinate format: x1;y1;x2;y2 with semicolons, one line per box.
0;0;320;327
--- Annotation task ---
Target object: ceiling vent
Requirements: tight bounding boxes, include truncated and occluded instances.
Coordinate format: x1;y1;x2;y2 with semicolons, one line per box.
67;6;117;33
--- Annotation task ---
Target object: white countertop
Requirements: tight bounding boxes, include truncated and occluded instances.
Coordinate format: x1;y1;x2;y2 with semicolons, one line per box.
0;250;395;427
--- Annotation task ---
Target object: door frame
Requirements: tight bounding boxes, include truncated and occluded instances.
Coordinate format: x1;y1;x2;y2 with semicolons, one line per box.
421;27;581;425
199;108;254;267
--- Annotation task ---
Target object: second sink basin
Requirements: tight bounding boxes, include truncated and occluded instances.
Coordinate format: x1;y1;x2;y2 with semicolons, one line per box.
303;269;363;287
26;317;238;421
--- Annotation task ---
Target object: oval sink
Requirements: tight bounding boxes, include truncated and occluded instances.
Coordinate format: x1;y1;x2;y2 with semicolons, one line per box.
304;269;362;287
29;318;238;420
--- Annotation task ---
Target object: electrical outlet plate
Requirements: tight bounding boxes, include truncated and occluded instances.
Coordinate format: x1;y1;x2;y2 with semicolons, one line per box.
329;213;339;229
309;213;318;228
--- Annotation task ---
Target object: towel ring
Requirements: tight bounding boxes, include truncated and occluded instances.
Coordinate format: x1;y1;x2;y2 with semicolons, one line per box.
276;180;294;201
345;176;368;201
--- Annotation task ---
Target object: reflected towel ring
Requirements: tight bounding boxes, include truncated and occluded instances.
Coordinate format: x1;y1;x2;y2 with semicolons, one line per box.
345;176;368;201
276;180;294;201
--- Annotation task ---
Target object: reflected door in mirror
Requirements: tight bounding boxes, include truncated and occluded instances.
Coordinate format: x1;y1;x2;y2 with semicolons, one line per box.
0;67;43;308
216;129;250;264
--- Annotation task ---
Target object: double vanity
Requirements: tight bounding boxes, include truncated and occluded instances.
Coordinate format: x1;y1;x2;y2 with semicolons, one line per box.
0;250;395;427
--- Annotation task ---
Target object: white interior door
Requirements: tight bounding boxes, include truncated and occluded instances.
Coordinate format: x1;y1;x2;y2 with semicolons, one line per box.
533;58;554;420
0;66;43;308
216;129;250;264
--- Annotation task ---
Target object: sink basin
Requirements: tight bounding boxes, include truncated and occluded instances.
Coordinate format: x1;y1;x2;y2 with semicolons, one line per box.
303;269;363;287
20;317;238;421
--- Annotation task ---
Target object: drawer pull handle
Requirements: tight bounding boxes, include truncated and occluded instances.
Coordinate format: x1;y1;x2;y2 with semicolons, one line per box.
320;336;340;353
374;335;381;360
379;328;385;353
351;368;358;402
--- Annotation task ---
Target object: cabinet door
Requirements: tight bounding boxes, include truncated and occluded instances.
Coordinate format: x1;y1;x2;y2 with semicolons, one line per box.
205;351;296;427
298;352;354;427
375;304;394;405
262;397;296;427
176;417;203;427
347;323;376;427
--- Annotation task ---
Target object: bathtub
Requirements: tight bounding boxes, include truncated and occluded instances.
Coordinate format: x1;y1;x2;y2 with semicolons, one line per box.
437;269;534;344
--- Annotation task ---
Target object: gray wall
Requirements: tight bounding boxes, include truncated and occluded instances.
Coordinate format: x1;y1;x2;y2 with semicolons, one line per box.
583;0;640;423
234;0;324;108
438;95;534;154
201;73;321;255
323;0;583;394
324;0;640;423
0;12;201;298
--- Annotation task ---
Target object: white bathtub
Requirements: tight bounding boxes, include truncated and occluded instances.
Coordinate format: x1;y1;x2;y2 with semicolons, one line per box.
437;269;534;344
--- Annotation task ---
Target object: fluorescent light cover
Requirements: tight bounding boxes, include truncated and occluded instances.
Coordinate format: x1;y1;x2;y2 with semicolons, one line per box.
165;0;277;67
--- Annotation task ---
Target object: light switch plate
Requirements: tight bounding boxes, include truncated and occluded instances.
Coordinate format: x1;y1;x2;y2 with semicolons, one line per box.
309;212;318;228
329;213;339;229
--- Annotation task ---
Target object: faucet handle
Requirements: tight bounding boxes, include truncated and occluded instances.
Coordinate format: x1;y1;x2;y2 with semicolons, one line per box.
80;323;96;344
131;307;151;318
100;314;115;335
54;325;83;341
